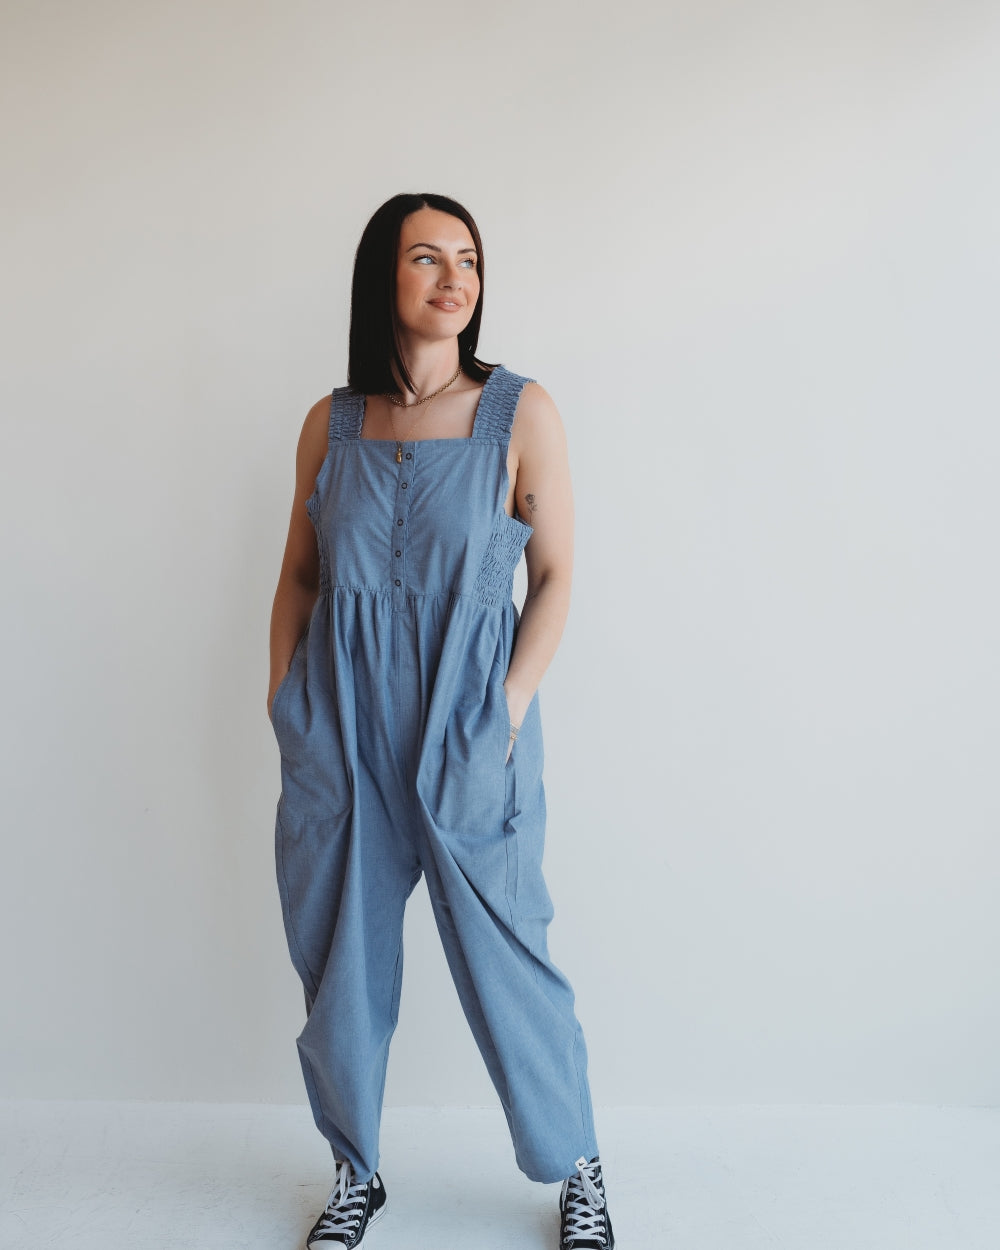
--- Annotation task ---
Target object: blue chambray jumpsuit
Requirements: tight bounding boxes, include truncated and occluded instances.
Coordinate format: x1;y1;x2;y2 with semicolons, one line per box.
270;364;600;1185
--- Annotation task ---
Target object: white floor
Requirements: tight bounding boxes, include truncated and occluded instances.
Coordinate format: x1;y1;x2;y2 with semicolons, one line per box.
2;1101;999;1249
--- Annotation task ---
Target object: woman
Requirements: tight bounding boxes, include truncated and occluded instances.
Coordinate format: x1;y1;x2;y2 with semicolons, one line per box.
267;192;615;1250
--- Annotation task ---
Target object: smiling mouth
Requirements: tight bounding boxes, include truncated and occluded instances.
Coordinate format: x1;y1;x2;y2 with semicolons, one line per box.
429;300;462;309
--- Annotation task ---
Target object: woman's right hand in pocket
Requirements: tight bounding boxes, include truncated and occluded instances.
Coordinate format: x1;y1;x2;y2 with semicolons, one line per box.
267;686;280;722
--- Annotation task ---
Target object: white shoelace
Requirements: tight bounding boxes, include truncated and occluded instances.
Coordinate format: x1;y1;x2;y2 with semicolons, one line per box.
560;1155;608;1244
312;1160;369;1240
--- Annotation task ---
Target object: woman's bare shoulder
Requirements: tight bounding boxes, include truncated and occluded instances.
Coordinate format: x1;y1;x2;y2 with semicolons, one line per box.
297;392;333;464
511;379;567;448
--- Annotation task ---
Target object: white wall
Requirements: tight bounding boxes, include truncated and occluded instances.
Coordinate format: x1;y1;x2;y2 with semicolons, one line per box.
2;0;998;1111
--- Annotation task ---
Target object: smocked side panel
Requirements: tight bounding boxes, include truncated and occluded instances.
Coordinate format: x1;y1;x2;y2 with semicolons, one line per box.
305;493;332;595
473;513;533;608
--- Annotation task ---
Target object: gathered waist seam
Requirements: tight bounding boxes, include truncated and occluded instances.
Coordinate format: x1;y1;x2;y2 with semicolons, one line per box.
316;584;515;611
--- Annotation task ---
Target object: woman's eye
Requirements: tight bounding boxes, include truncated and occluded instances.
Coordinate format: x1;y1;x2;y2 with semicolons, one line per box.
414;255;477;267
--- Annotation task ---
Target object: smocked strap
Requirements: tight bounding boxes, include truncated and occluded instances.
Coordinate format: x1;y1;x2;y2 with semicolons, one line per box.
328;386;363;442
473;365;537;441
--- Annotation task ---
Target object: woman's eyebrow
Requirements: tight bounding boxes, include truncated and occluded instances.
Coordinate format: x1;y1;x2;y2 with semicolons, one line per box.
405;242;478;254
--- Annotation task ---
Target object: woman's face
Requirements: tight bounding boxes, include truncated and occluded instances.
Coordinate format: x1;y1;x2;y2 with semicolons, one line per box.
395;207;480;344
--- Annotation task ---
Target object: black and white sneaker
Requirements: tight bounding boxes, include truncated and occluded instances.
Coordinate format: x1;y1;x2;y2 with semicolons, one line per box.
306;1160;386;1248
559;1155;615;1248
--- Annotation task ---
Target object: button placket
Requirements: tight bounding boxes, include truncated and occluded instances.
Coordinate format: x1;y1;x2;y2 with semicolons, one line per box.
391;442;415;609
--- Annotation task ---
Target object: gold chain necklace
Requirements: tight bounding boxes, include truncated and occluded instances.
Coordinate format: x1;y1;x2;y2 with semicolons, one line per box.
383;362;463;463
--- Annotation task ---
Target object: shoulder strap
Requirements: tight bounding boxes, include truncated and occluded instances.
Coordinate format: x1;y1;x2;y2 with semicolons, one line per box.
328;386;363;442
472;365;537;441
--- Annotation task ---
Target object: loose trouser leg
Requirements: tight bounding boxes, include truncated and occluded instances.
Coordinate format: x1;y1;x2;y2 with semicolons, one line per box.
413;719;599;1183
278;767;421;1183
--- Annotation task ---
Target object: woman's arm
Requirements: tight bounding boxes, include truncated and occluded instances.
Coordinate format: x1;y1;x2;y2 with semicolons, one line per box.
267;396;329;720
503;382;575;757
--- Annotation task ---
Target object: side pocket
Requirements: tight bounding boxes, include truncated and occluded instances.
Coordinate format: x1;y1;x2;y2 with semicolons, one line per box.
428;683;508;835
271;626;310;731
496;682;509;768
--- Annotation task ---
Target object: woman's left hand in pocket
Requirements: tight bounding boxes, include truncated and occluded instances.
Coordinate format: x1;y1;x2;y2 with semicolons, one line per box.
502;682;530;765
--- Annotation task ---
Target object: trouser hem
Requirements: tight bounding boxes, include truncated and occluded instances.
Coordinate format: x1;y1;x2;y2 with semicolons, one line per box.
517;1143;602;1185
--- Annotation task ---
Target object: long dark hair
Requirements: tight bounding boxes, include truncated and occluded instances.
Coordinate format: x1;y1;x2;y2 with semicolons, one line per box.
346;192;499;396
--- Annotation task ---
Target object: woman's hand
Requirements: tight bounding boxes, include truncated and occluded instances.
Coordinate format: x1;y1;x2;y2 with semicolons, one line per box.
503;681;531;764
267;665;294;723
